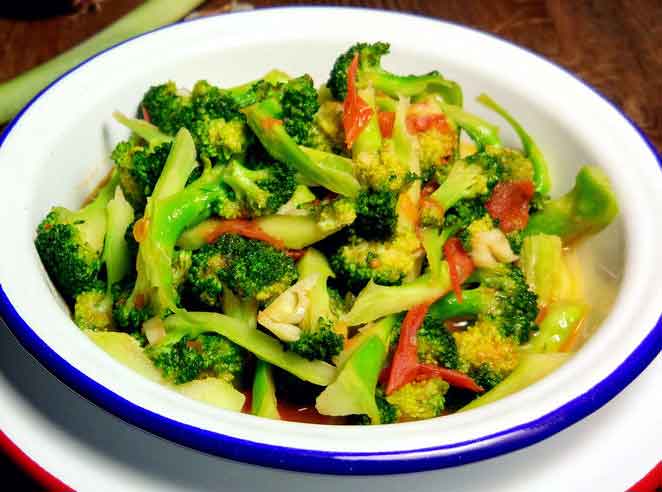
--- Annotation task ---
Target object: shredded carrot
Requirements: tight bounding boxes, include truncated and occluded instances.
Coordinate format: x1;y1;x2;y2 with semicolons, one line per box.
133;217;149;243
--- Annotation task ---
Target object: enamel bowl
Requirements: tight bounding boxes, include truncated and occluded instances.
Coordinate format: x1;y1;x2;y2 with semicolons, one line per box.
0;7;660;475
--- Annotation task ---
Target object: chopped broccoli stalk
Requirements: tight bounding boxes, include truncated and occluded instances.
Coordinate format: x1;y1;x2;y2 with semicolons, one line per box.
519;234;564;307
162;311;336;386
316;316;399;423
351;85;383;156
461;353;570;411
221;288;258;330
35;171;120;300
454;320;520;391
276;184;316;215
243;97;360;197
74;186;136;332
524;166;619;242
188;234;297;305
147;332;246;385
221;159;296;217
427;264;539;343
420;227;453;280
527;301;587;353
327;42;462;106
477;93;551;194
252;359;280;419
386;378;449;421
342;267;451;326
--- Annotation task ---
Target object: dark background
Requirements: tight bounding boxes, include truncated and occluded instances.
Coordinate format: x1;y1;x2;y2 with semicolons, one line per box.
1;1;661;489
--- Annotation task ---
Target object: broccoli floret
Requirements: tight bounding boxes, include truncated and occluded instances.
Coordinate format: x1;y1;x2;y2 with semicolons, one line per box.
221;159;296;217
285;317;343;363
188;234;297;304
280;74;320;146
111;140;172;211
74;282;114;331
351;189;398;241
330;229;421;291
327;42;462;105
417;317;459;370
352;138;411;192
385;378;449;421
454;320;519;391
35;173;119;300
311;100;345;153
147;333;246;385
139;81;194;135
190;80;252;163
457;214;495;252
427;263;539;343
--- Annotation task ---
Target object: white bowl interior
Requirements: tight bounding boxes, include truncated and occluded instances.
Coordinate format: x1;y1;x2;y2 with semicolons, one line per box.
1;8;661;456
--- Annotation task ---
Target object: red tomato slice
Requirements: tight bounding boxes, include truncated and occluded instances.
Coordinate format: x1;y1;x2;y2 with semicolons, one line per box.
377;111;395;138
386;303;432;395
486;180;535;233
342;53;374;148
443;237;475;303
406;112;450;134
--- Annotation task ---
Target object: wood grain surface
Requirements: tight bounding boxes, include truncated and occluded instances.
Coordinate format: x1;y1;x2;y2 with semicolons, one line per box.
0;0;660;489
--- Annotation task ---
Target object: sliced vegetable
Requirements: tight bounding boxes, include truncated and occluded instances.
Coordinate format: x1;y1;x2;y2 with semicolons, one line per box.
252;360;280;419
343;54;374;148
443;237;475;302
528;301;587;353
486;180;535;233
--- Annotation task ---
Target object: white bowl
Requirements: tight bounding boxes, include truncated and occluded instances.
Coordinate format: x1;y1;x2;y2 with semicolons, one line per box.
0;7;660;474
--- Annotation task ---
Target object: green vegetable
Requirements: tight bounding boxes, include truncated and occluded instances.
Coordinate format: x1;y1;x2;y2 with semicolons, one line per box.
519;234;564;307
525;166;619;242
477;93;551;194
342;267;451;326
162;311;336;386
0;0;206;124
527;301;587;353
35;171;120;300
461;353;570;411
316;316;399;423
327;42;462;105
252;360;280;419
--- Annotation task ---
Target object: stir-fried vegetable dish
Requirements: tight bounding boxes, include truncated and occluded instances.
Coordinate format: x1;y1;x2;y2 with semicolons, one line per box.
35;42;618;423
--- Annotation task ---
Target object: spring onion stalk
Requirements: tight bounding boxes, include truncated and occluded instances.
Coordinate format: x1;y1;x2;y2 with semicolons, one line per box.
0;0;206;124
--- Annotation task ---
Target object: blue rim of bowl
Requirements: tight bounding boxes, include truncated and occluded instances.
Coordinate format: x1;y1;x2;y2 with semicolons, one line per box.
0;6;661;476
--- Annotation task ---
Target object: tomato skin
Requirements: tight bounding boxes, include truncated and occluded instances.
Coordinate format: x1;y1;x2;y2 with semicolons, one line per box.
486;180;535;233
385;303;432;395
416;364;484;393
342;53;374;148
443;237;475;303
377;111;395;138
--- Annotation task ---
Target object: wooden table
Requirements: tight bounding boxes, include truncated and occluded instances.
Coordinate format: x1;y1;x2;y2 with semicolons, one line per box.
0;1;660;489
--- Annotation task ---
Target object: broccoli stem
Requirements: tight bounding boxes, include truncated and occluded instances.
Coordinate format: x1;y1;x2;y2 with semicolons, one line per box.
460;353;570;412
255;214;351;250
433;98;501;150
477;93;551;194
297;249;336;330
342;266;451;326
162;311;336;386
366;70;463;107
524;166;619;242
252;359;280;419
112;112;173;148
426;287;484;323
243;99;360;197
149;128;198;204
0;0;206;124
103;186;135;290
519;234;564;307
316;316;397;423
527;301;587;353
222;288;257;331
78;172;122;254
